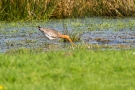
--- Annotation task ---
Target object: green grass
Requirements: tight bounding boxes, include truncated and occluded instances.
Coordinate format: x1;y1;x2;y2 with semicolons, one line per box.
0;49;135;90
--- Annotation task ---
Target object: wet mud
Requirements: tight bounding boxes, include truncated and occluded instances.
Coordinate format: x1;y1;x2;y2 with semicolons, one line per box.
81;30;135;49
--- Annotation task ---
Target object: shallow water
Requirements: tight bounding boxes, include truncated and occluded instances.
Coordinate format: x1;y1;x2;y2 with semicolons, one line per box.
0;17;135;53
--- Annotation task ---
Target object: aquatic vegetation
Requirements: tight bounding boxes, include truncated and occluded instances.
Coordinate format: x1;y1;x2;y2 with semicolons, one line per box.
0;18;135;53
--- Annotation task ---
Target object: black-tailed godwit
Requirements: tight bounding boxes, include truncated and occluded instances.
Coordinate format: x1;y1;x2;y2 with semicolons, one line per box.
38;26;74;44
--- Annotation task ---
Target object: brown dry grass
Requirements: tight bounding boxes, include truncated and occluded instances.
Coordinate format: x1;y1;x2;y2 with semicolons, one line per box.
0;0;135;20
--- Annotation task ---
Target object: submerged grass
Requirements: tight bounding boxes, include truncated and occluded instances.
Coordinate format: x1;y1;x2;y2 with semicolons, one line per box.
0;49;135;90
1;17;135;46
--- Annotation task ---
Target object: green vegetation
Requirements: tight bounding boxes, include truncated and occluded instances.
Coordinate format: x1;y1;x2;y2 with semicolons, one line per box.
0;0;135;21
1;18;135;44
0;49;135;90
0;5;135;89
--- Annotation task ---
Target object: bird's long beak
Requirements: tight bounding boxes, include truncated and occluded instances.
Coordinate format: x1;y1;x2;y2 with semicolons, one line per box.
67;37;74;45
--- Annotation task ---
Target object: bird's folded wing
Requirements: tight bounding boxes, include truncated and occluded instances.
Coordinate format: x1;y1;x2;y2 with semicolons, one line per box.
45;32;58;40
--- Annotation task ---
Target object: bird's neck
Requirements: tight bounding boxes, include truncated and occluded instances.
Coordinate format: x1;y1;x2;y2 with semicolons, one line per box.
58;34;68;38
58;34;74;44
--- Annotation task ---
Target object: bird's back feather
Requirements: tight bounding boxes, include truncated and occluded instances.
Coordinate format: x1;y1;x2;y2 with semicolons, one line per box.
38;27;60;40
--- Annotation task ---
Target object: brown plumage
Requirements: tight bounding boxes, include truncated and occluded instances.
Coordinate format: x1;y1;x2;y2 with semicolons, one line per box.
38;26;74;44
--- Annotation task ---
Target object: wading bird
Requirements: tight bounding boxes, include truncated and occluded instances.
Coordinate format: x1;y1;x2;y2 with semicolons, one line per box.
38;26;74;44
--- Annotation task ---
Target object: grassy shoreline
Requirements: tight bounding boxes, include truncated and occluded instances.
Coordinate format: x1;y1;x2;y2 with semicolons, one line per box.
0;49;135;90
0;0;135;21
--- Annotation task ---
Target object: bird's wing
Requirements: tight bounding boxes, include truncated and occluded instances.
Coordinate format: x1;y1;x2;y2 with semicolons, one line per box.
39;27;60;40
45;34;56;40
45;33;57;40
44;29;59;40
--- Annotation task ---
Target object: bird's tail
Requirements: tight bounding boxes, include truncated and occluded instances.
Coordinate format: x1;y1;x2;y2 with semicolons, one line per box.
38;26;41;28
38;26;43;31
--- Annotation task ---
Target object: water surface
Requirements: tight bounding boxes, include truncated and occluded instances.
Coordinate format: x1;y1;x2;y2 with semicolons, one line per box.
0;17;135;53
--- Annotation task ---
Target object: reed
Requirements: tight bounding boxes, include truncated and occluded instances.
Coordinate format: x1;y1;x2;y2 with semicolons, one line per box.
0;0;135;21
0;0;59;21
